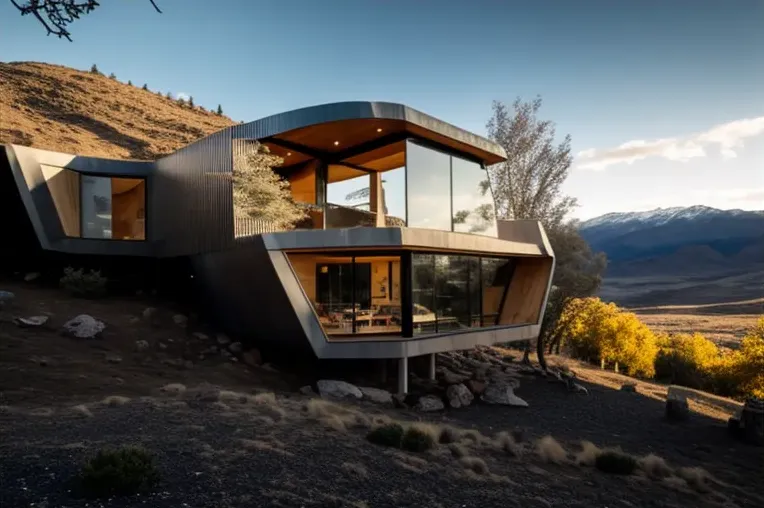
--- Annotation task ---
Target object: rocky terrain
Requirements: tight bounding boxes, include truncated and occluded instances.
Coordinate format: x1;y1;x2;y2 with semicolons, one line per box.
0;61;235;159
1;278;762;508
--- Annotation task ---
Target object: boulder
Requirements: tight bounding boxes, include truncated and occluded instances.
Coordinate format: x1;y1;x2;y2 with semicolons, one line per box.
665;389;690;422
359;386;394;405
416;395;445;412
172;314;188;328
228;342;243;354
142;307;157;320
192;332;209;341
466;379;487;396
24;272;40;282
241;349;262;367
15;316;49;327
106;355;122;364
135;340;150;352
62;314;105;339
446;383;474;408
217;334;231;346
439;368;470;386
481;382;529;407
317;380;362;400
299;385;315;396
621;383;638;393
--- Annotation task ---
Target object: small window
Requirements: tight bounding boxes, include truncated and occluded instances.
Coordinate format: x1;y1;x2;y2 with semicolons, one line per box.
81;176;146;240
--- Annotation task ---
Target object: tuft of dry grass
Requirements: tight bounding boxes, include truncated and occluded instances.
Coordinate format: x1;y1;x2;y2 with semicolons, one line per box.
449;443;469;459
536;436;567;464
159;383;187;396
27;407;55;417
239;438;292;456
438;425;462;444
638;453;673;479
183;383;221;402
101;395;131;407
676;466;714;492
71;404;93;418
459;456;489;475
341;461;368;478
392;452;428;473
492;431;522;457
575;440;601;466
304;398;370;431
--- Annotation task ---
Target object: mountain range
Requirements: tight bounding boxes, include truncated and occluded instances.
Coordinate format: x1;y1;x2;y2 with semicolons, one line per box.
579;205;764;278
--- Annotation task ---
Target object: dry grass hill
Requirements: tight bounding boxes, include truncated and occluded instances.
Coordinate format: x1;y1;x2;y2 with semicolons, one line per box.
0;61;236;160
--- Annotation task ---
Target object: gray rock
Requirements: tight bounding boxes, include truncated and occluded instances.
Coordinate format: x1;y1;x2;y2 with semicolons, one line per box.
665;390;690;421
158;342;168;350
24;272;40;282
439;367;470;386
192;332;209;341
416;395;445;412
142;307;157;320
446;383;474;408
299;385;315;396
228;341;243;354
217;334;231;346
172;314;188;327
62;314;105;339
481;382;529;407
359;386;393;405
15;315;49;327
106;355;122;364
317;379;362;400
135;340;150;352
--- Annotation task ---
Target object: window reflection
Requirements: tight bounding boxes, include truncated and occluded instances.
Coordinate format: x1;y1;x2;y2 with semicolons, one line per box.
451;157;497;237
288;253;402;336
326;165;378;228
405;141;452;231
81;176;145;240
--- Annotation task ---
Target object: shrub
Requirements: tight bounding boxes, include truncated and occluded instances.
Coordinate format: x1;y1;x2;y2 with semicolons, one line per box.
108;72;116;79
78;446;159;498
60;267;107;298
459;456;489;475
536;436;567;464
401;425;435;452
595;449;637;475
366;423;404;448
438;425;461;444
142;83;148;91
90;64;99;74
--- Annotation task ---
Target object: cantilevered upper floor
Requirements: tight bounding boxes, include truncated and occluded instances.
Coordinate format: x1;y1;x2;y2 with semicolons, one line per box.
2;101;509;258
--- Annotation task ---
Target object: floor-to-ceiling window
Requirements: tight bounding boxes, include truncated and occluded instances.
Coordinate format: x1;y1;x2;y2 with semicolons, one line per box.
451;156;497;237
288;252;402;336
80;175;146;240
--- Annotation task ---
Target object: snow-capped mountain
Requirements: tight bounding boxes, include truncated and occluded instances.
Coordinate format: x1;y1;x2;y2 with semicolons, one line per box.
578;205;764;272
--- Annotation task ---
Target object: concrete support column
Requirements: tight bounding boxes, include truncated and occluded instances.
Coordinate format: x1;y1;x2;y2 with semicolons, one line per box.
428;353;436;380
398;356;409;394
369;172;386;227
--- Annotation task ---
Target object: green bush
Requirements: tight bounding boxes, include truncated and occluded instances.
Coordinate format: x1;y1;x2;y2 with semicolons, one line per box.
78;446;159;498
401;426;435;453
595;450;637;475
60;267;107;298
366;423;404;448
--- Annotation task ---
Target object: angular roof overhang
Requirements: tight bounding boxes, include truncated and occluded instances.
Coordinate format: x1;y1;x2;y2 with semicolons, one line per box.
231;102;507;170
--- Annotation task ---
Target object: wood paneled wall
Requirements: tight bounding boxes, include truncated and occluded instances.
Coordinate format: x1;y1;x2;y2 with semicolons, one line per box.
112;180;146;240
499;257;553;325
40;164;80;237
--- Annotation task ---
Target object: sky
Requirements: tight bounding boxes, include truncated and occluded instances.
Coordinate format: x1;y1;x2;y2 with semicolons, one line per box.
1;0;763;220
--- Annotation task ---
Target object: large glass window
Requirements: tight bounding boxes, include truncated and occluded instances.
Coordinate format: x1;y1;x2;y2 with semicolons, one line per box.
81;176;145;240
288;253;402;336
451;157;497;237
326;165;378;227
381;166;406;226
481;257;515;325
405;141;452;231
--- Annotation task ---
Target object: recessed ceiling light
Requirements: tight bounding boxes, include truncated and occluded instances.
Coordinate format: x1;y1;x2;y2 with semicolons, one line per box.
333;141;340;146
286;152;292;156
376;128;383;133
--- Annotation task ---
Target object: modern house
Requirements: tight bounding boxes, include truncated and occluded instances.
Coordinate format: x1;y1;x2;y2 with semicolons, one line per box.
1;101;555;393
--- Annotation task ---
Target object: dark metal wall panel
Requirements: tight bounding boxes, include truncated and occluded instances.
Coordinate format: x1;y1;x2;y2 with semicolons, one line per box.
191;236;314;356
153;128;234;257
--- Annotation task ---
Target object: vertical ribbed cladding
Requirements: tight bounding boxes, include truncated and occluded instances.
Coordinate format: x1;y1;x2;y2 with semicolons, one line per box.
154;128;234;257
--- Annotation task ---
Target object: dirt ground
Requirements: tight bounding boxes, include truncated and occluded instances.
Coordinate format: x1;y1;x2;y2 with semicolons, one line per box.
1;280;762;508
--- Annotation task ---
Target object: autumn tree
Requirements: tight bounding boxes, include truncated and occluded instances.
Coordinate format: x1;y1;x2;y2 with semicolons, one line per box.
232;141;306;230
10;0;162;41
486;96;606;368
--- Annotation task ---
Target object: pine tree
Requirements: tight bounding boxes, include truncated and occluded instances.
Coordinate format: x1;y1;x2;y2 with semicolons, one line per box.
90;64;99;74
188;96;194;108
108;72;116;79
142;83;148;91
127;80;133;86
165;92;172;100
216;104;223;115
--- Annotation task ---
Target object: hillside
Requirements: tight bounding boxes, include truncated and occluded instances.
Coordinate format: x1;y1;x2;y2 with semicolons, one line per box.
0;61;236;160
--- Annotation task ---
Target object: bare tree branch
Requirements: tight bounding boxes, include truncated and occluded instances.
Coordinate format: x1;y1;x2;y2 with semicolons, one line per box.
10;0;161;41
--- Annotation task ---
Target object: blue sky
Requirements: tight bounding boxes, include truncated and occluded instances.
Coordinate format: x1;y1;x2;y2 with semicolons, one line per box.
2;0;763;219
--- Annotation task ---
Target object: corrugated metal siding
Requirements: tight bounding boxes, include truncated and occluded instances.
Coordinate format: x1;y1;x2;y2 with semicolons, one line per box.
153;128;234;257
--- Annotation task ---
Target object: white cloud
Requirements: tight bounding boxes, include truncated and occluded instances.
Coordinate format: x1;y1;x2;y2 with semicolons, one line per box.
575;116;764;170
176;92;190;101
